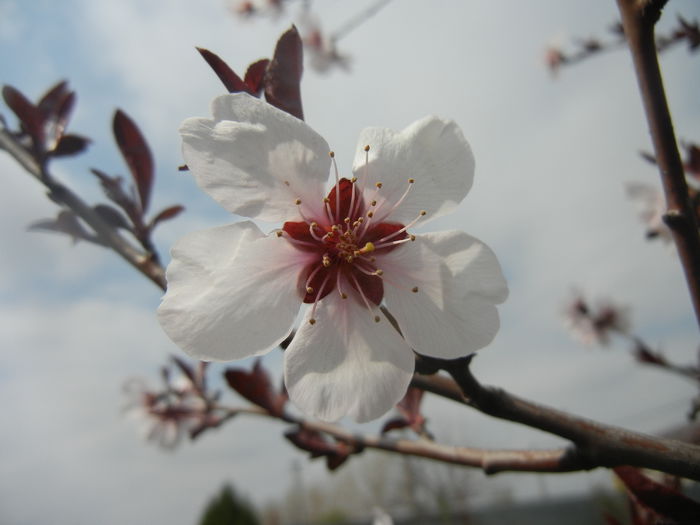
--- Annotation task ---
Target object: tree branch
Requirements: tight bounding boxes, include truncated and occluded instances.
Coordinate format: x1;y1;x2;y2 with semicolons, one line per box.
415;355;700;481
0;126;167;290
615;0;700;329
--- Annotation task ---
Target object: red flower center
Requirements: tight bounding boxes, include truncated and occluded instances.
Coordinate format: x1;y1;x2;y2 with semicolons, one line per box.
281;178;407;313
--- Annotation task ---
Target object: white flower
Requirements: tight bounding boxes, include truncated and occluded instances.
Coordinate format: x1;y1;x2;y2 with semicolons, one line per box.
626;182;672;243
158;93;508;422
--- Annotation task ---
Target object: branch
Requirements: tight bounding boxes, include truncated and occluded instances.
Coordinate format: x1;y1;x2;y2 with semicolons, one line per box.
414;355;700;481
0;126;167;290
226;406;589;475
616;0;700;329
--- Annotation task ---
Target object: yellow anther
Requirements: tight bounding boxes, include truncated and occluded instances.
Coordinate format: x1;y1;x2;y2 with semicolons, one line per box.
295;198;302;205
410;234;416;241
364;145;370;152
420;210;427;216
340;292;348;299
408;178;415;183
351;177;357;183
329;151;335;158
310;222;318;228
375;182;383;189
370;200;377;206
411;286;419;293
306;286;314;294
309;318;316;325
367;211;374;218
323;197;330;203
331;225;339;231
374;315;381;323
359;242;375;254
284;180;290;186
346;256;354;263
276;231;283;237
375;269;383;276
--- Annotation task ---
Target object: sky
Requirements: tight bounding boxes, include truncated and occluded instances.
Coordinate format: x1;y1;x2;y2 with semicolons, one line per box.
1;0;700;524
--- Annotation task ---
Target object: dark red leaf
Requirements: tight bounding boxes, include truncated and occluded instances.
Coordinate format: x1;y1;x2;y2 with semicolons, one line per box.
614;466;700;523
639;150;657;165
2;85;44;147
90;168;139;221
171;355;197;386
50;134;90;157
284;428;351;471
113;109;154;213
197;47;248;93
29;210;99;245
48;91;76;146
149;205;185;231
244;58;270;96
93;204;131;231
224;359;285;416
264;26;304;120
37;81;70;119
381;417;410;434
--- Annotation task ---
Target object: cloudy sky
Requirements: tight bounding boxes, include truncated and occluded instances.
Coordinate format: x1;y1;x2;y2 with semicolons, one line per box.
1;0;700;524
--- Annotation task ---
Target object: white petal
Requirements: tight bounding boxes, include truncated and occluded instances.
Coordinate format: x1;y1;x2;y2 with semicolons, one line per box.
381;231;508;359
180;93;331;222
158;221;314;362
284;295;414;423
352;116;474;224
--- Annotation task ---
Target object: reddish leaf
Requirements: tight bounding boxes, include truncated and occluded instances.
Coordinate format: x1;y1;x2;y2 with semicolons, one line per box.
2;85;44;147
197;47;248;93
149;205;185;231
264;26;304;120
50;134;90;157
48;91;76;146
29;210;99;245
93;204;131;231
224;359;285;416
171;355;197;386
284;428;350;470
113;109;154;213
381;417;410;434
614;466;700;523
37;81;70;119
244;58;270;95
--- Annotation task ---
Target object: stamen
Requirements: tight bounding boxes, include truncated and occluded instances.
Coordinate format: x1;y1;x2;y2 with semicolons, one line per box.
309;271;333;324
412;286;419;293
348;272;378;321
336;271;347;299
295;199;314;223
308;222;325;242
375;210;426;244
373;178;415;224
371;237;414;251
330;151;340;222
277;231;318;249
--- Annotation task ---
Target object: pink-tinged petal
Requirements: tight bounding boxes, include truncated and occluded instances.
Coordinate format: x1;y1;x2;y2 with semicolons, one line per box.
284;295;414;423
381;231;508;359
180;93;330;222
158;221;314;362
351;116;474;224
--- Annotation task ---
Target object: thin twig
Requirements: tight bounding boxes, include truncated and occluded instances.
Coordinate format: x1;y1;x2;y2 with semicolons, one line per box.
615;0;700;330
0;127;167;290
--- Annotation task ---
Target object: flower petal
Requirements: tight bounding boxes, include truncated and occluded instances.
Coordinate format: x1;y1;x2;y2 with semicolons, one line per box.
180;93;330;222
158;221;314;361
284;295;414;423
381;230;508;359
352;116;474;224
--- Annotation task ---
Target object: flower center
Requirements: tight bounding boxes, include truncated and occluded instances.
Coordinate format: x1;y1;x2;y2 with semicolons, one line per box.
277;147;424;324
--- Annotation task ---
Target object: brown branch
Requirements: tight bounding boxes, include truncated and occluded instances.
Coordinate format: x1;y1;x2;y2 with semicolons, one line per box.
415;355;700;481
616;0;700;329
227;406;589;475
0;126;167;290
